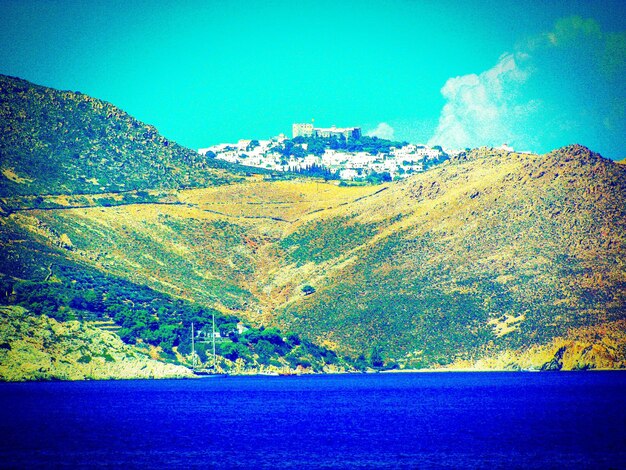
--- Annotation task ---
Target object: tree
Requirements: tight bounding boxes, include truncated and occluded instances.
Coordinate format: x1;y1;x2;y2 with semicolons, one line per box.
307;138;326;156
260;327;284;346
219;342;249;361
369;347;384;368
218;321;238;337
291;146;306;158
302;285;316;296
285;332;301;347
255;339;275;365
366;171;392;185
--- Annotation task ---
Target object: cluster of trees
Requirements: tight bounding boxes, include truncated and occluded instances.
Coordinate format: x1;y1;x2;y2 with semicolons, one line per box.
2;270;225;354
176;324;343;370
0;263;352;371
275;135;409;158
364;170;393;184
292;163;339;180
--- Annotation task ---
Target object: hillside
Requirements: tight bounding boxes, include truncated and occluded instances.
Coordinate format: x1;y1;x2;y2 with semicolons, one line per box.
3;145;625;371
0;74;260;197
452;319;626;371
0;76;625;374
274;145;626;366
0;306;194;381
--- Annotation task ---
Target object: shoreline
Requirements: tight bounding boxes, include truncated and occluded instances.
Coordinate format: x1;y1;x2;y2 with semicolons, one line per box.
3;367;626;383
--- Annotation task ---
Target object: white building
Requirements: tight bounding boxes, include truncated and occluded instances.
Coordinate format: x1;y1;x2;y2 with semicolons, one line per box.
198;134;448;181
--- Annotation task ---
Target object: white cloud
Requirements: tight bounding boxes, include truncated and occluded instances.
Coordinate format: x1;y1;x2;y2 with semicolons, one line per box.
366;122;395;140
428;53;532;149
428;16;626;155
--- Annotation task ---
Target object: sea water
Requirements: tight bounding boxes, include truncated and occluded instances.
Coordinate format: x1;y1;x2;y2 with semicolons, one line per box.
1;372;624;468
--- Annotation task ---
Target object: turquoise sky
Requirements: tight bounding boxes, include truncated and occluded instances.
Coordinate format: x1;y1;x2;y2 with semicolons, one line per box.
1;0;625;158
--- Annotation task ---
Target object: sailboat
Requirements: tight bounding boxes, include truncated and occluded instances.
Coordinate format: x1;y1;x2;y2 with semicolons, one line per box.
191;315;228;377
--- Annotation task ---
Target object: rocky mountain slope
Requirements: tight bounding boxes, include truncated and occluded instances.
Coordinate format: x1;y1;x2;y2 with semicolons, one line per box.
1;76;624;374
0;74;266;198
0;306;194;381
274;145;626;367
452;319;626;371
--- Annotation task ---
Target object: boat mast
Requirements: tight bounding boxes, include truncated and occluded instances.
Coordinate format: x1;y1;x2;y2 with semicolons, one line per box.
212;313;216;370
191;322;195;371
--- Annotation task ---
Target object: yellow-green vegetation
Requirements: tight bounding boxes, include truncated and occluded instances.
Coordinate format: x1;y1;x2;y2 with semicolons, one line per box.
1;180;384;314
0;258;353;376
0;306;194;381
1;74;625;375
0;74;271;198
3;145;624;371
275;145;626;367
449;320;626;371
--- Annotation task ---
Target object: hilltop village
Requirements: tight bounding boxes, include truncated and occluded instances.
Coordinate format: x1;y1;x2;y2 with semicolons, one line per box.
199;122;456;181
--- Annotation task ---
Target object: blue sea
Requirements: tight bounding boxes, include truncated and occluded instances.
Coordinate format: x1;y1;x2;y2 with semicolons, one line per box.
1;372;625;468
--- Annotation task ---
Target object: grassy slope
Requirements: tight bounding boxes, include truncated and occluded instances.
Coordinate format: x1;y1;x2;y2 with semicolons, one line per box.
0;74;265;197
1;76;624;370
3;146;625;369
2;181;384;314
275;146;626;366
